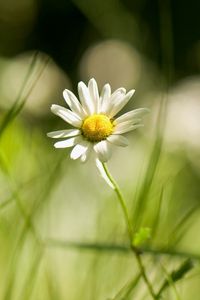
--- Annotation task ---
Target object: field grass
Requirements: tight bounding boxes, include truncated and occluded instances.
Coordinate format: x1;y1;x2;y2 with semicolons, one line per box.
0;51;200;300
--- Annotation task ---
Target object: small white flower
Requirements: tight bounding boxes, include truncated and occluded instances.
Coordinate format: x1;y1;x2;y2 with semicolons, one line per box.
47;78;149;163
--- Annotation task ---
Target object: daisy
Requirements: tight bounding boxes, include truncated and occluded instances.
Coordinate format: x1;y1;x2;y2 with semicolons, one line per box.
47;78;149;162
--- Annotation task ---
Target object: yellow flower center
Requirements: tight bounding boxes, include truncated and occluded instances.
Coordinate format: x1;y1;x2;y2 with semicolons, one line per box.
81;114;114;141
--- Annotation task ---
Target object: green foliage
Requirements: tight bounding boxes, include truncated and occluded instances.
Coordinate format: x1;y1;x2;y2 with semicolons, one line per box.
0;2;200;299
132;227;152;247
110;274;141;300
0;56;199;299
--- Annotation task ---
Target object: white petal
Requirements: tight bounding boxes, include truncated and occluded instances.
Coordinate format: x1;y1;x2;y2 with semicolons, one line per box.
51;104;82;127
107;135;129;147
93;140;112;162
47;129;81;139
78;81;94;115
102;88;126;115
95;159;114;189
63;89;86;118
99;83;111;112
115;108;149;124
80;144;92;163
110;88;126;103
70;142;89;160
115;119;138;129
88;78;100;113
114;123;144;134
108;89;135;118
54;136;80;148
112;87;126;96
115;120;139;130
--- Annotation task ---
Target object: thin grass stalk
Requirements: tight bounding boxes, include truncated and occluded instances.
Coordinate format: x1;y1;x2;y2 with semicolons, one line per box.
0;52;38;138
101;162;158;300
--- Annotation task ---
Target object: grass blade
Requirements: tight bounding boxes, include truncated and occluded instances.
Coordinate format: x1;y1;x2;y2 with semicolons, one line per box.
110;273;141;300
156;259;194;298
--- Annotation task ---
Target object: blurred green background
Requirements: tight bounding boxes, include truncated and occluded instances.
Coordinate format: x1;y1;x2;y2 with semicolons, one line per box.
0;0;200;299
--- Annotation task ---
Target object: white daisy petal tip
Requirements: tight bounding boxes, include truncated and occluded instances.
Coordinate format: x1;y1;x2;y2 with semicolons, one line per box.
88;77;97;85
50;104;57;112
47;129;81;139
63;89;72;102
107;135;129;147
80;145;91;163
78;81;85;89
93;140;112;162
105;83;111;88
53;136;79;149
47;131;56;138
95;159;115;189
70;144;88;160
128;89;135;98
136;107;150;115
63;89;67;97
120;88;126;94
80;154;87;163
103;83;111;94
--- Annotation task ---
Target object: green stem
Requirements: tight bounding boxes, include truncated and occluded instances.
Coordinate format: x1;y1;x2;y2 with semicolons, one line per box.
135;251;158;299
102;163;133;241
102;162;157;300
